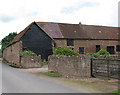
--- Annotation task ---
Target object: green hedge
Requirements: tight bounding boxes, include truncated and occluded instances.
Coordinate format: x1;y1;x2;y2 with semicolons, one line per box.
87;49;110;56
97;49;110;55
19;50;37;56
54;47;80;56
87;53;99;56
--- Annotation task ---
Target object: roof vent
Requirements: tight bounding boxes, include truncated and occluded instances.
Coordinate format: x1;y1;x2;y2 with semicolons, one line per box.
99;31;102;33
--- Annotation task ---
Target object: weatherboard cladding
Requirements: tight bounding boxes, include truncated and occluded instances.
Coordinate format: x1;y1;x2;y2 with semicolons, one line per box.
8;22;34;46
8;22;119;46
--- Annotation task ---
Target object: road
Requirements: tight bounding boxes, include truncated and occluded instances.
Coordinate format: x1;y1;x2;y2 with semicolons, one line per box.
1;61;90;93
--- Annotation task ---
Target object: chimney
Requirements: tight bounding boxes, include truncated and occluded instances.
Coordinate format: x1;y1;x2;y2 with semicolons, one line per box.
79;22;82;27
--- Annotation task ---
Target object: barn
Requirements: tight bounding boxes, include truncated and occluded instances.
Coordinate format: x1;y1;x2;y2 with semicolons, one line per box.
3;21;120;65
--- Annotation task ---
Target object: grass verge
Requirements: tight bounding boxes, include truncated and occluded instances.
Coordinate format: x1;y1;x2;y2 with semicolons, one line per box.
40;72;60;77
110;90;120;94
62;79;118;93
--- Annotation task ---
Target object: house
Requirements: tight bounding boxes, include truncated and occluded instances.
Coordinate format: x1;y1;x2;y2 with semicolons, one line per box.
3;21;120;65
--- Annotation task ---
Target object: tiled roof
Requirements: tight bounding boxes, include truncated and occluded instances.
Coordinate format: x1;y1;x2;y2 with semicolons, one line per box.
7;22;119;46
82;25;119;40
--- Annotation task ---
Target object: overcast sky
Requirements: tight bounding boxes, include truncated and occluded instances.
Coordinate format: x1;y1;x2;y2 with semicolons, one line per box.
0;0;119;42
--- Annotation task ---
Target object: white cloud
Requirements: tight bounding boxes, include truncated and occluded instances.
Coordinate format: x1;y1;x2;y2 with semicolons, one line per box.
0;0;119;43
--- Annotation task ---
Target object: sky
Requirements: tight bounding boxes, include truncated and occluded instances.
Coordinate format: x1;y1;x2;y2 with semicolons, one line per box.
0;0;119;43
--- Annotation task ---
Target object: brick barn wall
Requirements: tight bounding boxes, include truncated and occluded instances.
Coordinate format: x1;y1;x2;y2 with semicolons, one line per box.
54;39;67;47
54;39;119;54
74;40;119;54
3;41;22;66
52;39;67;51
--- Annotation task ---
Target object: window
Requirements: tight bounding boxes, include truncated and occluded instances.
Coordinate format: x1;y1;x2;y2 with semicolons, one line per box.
96;45;100;52
67;39;74;46
79;47;84;54
23;47;29;51
116;45;120;52
107;46;115;54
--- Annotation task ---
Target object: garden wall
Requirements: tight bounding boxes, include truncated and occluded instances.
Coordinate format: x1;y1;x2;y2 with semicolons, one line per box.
20;56;42;68
48;55;92;78
48;55;119;79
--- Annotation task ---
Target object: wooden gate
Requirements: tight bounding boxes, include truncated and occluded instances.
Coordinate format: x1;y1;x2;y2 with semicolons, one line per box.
91;58;120;79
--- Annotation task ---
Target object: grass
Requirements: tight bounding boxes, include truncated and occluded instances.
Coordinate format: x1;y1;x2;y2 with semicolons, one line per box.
40;72;60;77
110;90;120;94
40;61;48;66
62;79;118;93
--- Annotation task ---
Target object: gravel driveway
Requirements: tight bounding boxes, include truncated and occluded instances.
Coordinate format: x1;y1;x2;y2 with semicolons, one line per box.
22;65;48;73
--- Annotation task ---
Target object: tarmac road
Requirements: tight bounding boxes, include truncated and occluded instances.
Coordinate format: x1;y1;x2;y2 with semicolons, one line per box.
1;62;90;93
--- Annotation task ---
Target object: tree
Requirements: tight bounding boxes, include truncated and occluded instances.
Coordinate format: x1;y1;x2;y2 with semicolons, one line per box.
1;32;17;53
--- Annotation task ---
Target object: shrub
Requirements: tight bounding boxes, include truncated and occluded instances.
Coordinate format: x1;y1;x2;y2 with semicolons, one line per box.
19;50;37;56
87;53;99;56
97;49;110;55
87;53;94;55
54;47;80;56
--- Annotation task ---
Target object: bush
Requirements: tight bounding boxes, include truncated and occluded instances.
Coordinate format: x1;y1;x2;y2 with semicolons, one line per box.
53;47;80;56
87;53;99;56
19;50;37;56
97;49;110;55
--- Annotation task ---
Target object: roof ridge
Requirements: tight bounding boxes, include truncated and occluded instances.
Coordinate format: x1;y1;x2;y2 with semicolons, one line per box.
82;24;118;28
36;21;78;25
7;22;34;47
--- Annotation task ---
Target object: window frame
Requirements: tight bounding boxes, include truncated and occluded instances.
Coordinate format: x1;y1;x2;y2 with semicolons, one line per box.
116;45;120;52
79;47;84;54
96;45;101;52
107;46;115;54
67;39;74;46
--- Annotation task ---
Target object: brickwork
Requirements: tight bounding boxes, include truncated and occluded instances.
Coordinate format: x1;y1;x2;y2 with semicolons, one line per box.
54;39;119;54
3;41;22;66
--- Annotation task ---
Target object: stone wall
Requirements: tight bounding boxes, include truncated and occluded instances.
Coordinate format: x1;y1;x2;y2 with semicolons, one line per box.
3;41;22;66
48;55;92;78
48;55;120;78
20;56;42;68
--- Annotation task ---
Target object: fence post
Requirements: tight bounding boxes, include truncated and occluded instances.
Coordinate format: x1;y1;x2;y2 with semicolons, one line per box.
90;58;93;77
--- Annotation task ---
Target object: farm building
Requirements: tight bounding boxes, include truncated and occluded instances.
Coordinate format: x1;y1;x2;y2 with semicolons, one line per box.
3;21;120;65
